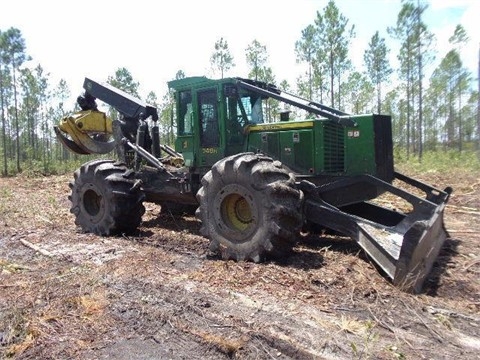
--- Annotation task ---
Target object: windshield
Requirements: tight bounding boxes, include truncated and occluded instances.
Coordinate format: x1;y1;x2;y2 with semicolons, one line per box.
239;96;263;124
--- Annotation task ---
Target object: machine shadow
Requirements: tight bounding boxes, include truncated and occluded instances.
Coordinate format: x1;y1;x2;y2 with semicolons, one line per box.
136;214;456;295
278;231;367;271
290;228;459;294
140;212;202;235
422;236;461;296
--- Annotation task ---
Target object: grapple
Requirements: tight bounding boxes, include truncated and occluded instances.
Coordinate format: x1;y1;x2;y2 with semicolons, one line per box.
54;110;116;155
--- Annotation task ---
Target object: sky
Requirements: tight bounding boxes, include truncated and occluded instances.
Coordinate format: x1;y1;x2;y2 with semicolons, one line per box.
0;0;478;102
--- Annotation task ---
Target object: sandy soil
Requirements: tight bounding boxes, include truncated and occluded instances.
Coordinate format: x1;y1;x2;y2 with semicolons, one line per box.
0;168;479;359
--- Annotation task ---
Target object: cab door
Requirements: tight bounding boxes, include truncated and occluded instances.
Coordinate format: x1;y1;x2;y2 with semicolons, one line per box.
196;87;224;166
174;90;195;167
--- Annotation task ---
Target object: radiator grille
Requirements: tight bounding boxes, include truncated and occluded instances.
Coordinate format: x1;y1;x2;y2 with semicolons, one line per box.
323;122;344;173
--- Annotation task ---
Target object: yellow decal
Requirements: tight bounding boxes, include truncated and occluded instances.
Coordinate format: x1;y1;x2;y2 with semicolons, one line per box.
246;121;314;133
202;147;218;154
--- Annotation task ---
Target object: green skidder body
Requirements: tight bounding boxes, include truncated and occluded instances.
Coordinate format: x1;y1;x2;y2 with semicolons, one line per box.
246;114;392;178
58;76;451;293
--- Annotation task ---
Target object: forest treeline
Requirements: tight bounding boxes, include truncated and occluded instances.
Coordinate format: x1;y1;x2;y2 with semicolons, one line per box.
0;0;479;176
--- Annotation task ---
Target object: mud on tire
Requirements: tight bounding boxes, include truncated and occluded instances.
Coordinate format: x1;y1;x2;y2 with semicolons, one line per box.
69;159;145;235
196;153;304;262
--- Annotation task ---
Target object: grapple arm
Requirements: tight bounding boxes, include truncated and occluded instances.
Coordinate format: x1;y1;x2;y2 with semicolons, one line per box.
82;78;158;121
54;78;158;155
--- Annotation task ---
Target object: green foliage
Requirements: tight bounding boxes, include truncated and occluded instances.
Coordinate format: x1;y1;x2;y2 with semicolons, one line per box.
342;71;374;114
426;23;472;153
158;89;175;146
175;70;185;80
0;152;114;177
394;147;480;173
315;0;355;108
388;0;437;159
245;39;267;81
107;67;140;98
0;185;12;214
295;24;317;100
364;31;392;113
1;4;479;179
449;24;469;46
210;37;235;79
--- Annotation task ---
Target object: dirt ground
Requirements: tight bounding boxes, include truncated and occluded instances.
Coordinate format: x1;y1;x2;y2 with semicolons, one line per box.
0;168;479;359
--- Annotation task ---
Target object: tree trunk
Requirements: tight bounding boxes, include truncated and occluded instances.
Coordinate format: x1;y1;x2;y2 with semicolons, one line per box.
406;55;411;159
308;63;312;100
458;76;462;153
418;45;423;161
330;52;334;108
0;66;7;176
12;59;20;173
377;81;381;114
477;43;480;157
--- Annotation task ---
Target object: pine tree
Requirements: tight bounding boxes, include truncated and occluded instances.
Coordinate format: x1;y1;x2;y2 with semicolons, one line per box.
389;0;434;160
107;67;140;98
245;40;267;81
295;25;317;100
364;31;392;114
315;0;355;108
2;28;29;172
210;37;234;79
0;29;8;175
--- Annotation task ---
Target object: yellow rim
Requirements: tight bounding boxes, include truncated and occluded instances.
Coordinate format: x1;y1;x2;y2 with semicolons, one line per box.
221;193;252;231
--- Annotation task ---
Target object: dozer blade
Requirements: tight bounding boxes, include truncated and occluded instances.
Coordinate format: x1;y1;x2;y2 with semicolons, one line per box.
55;112;116;155
301;173;452;293
391;203;448;292
355;199;449;293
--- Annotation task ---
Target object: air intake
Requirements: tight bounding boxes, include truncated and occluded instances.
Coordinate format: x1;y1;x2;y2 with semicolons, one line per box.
323;121;344;173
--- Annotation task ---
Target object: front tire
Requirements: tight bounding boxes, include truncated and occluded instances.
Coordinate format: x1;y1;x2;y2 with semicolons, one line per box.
69;159;145;235
196;153;303;262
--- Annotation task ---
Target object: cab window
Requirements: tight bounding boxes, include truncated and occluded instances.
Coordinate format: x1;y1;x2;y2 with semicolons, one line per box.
198;90;219;147
178;91;193;135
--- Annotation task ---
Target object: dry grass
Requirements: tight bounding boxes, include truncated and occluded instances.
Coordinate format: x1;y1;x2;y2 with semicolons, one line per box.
0;169;479;359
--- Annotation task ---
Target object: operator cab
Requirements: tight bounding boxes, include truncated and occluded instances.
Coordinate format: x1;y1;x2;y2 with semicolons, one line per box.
169;77;269;169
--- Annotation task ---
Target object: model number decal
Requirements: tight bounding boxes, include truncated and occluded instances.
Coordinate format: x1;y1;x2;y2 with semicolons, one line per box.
348;130;360;138
202;147;218;154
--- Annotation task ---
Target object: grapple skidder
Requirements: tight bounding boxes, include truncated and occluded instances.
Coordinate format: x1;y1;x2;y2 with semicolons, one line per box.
55;76;452;293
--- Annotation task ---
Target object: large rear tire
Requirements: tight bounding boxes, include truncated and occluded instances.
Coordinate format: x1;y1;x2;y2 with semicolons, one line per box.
69;159;145;235
196;153;303;262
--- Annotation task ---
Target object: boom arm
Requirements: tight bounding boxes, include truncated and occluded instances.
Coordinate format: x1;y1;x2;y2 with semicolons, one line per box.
54;78;159;155
236;78;356;127
82;78;158;121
